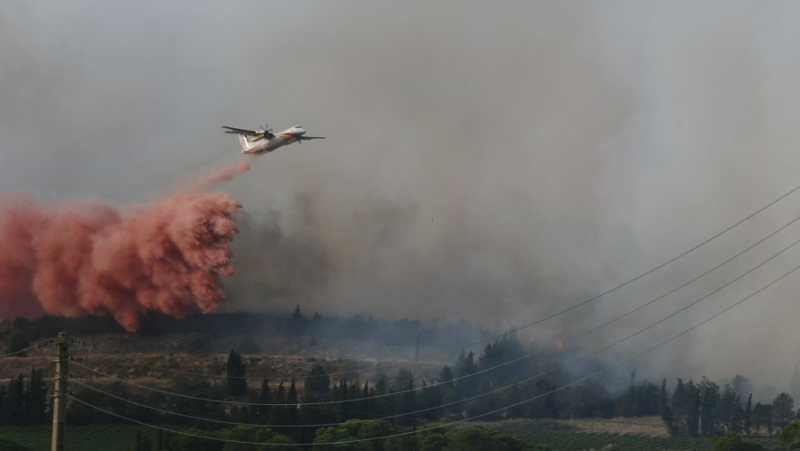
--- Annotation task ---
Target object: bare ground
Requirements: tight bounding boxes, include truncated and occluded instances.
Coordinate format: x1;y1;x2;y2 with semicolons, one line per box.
0;333;449;390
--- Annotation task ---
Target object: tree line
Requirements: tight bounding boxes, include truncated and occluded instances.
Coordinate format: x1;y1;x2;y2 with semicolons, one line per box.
1;306;490;356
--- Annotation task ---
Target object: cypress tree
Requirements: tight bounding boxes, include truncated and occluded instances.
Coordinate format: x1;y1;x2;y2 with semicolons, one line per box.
688;389;700;436
273;382;286;424
258;378;271;421
543;381;558;419
625;370;637;417
671;378;686;429
506;384;524;418
305;365;330;394
287;378;299;425
744;393;752;436
362;381;372;415
2;375;24;425
225;350;247;397
27;367;47;424
660;378;676;435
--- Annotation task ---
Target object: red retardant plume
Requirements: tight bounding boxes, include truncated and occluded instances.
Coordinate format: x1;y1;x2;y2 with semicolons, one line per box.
0;159;254;331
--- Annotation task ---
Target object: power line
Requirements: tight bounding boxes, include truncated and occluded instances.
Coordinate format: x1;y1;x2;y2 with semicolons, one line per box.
66;258;800;447
71;229;800;409
414;181;800;361
0;341;53;359
70;379;346;429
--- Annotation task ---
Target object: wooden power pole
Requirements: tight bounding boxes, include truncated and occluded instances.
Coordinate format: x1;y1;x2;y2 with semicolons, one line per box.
51;332;69;451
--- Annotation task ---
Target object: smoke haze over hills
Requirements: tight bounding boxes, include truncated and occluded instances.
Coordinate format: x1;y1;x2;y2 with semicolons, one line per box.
3;1;800;390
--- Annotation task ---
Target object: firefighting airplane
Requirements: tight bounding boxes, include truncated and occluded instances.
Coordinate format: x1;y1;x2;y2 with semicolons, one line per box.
222;124;325;154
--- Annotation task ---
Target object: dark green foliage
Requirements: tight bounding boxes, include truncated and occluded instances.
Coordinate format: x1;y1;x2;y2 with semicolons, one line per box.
3;321;30;356
744;394;752;436
779;421;800;449
699;377;720;436
134;430;153;451
313;419;402;450
718;385;743;433
521;379;559;419
454;350;478;398
466;380;503;420
671;379;688;419
476;330;526;386
570;378;613;419
286;305;307;336
25;367;47;425
0;425;159;451
169;426;293;450
313;421;525;451
438;366;454;387
161;377;227;426
0;437;32;451
772;392;794;431
305;364;331;394
225;350;247;397
624;370;636;417
712;432;764;451
418;431;449;451
285;378;299;425
503;428;720;451
0;375;24;425
688;389;701;436
505;384;525;419
660;378;677;435
392;368;417;425
753;403;774;436
272;382;287;424
0;369;47;427
439;425;527;451
257;378;271;421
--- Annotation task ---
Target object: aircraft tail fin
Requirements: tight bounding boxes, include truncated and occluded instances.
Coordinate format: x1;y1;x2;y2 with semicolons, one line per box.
237;135;256;153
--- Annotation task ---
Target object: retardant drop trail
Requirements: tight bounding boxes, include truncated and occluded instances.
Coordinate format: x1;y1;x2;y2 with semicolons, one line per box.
0;158;256;331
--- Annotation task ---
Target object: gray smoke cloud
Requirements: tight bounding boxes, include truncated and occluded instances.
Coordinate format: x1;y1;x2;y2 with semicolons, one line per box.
3;1;800;393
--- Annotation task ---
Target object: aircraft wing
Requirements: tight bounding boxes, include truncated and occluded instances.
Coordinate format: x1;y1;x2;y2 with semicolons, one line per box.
297;136;326;140
222;126;259;135
222;126;275;139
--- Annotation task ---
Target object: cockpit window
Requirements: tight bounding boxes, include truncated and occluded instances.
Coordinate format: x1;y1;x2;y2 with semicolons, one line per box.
294;125;303;128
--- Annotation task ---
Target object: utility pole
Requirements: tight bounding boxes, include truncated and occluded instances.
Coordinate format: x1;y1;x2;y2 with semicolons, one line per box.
51;332;69;451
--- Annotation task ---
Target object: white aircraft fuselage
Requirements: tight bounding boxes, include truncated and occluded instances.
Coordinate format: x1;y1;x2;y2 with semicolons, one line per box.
238;126;306;154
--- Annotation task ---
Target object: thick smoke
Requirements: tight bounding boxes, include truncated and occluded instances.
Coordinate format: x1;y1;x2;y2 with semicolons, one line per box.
0;161;253;331
5;1;800;389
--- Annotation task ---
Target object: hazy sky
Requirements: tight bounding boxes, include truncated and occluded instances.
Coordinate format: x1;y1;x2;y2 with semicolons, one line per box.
4;1;800;389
